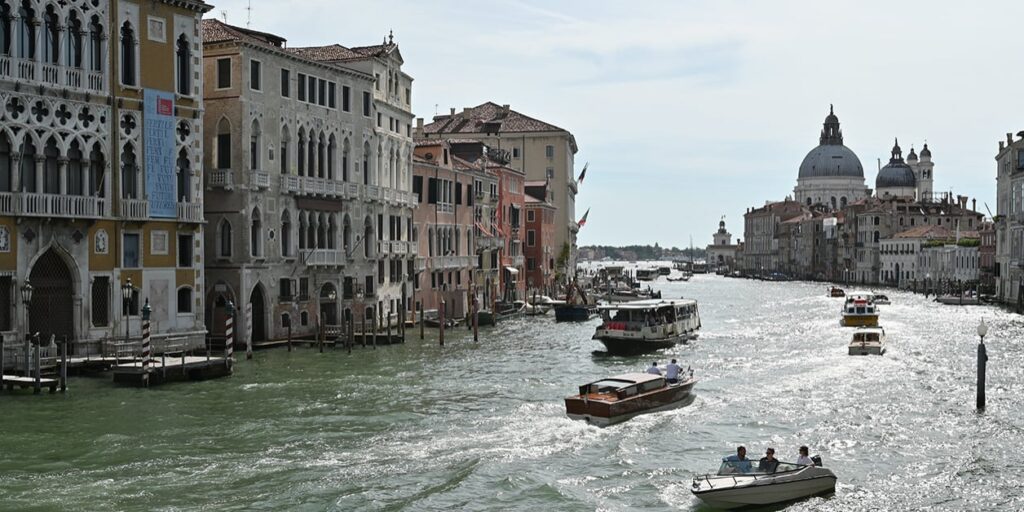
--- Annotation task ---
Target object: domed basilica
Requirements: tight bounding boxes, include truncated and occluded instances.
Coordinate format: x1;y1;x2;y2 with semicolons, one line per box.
794;106;935;208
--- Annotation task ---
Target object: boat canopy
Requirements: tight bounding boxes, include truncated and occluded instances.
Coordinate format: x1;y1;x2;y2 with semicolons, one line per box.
597;298;697;311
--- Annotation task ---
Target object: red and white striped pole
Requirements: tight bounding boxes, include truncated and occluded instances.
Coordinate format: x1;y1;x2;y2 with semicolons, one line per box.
245;301;253;360
224;300;235;371
141;299;152;387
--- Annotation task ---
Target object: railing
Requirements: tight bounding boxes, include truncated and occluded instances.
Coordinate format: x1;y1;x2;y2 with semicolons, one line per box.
119;198;149;220
346;183;362;199
0;192;14;214
302;249;345;266
0;56;104;92
377;240;392;256
0;56;10;77
416;258;427;272
177;202;203;223
17;192;106;219
87;71;103;91
17;59;35;81
512;255;525;266
433;255;474;269
209;170;234;189
65;67;83;88
251;170;270;189
41;63;59;84
476;236;503;250
365;185;381;201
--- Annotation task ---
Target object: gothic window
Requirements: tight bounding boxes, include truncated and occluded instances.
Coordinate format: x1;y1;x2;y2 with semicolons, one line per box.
343;216;352;255
43;5;57;64
88;15;103;72
120;21;137;86
90;143;105;197
121;143;138;199
43;137;59;194
307;130;315;176
0;132;10;192
66;11;83;68
19;139;34;192
250;208;262;257
362;142;370;185
0;3;11;55
280;126;289;174
176;149;190;202
250;119;261;171
216;118;231;169
281;210;291;257
176;34;190;95
296;128;305;176
364;222;373;258
317;133;325;178
17;2;34;59
219;218;232;257
342;138;350;182
327;215;337;249
328;134;336;180
68;141;83;195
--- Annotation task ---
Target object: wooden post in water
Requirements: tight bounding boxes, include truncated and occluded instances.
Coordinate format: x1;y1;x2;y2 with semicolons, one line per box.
318;317;324;354
419;302;424;340
386;310;392;344
60;336;67;393
977;323;988;411
372;314;377;350
245;301;253;360
224;301;235;371
375;307;381;348
33;336;40;395
23;333;30;377
436;299;444;348
361;311;366;347
347;312;354;353
400;285;407;342
287;320;292;352
472;293;479;342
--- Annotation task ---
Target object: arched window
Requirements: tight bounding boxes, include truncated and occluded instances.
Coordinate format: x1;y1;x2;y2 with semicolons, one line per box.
250;119;261;171
43;5;58;64
364;221;373;258
343;216;352;256
298;212;307;250
43;137;59;194
177;287;193;314
873;216;880;226
307;130;315;177
328;134;336;180
66;11;83;68
279;126;290;174
120;21;136;86
0;4;11;56
280;210;291;257
296;128;305;176
17;2;35;60
89;143;104;197
362;142;370;185
306;213;315;249
121;143;138;198
327;215;337;249
250;208;262;257
376;144;383;185
873;231;880;244
176;149;190;202
428;227;434;257
19;139;35;192
0;132;11;192
342;138;350;182
216;117;231;169
176;34;190;95
88;15;103;72
317;133;326;178
219;218;232;257
805;197;812;206
68;141;83;195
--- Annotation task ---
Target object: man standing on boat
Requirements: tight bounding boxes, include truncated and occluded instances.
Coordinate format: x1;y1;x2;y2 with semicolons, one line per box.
646;362;662;375
664;359;682;384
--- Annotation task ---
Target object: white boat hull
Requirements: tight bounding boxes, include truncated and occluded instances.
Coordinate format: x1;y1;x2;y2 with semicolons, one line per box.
848;342;884;355
692;467;836;509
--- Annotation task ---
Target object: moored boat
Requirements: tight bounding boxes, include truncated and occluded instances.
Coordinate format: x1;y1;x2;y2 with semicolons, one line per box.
636;268;659;281
935;293;981;306
564;371;696;426
691;459;837;509
554;304;596;322
849;327;886;355
593;298;700;355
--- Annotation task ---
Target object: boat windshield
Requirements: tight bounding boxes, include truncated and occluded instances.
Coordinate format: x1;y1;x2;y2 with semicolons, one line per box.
716;460;807;475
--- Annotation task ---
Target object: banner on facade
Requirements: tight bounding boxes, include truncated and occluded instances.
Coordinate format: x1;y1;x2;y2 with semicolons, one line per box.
144;89;177;218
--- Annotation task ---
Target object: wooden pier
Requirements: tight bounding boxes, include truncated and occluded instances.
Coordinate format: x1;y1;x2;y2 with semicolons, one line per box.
112;356;232;387
2;374;59;393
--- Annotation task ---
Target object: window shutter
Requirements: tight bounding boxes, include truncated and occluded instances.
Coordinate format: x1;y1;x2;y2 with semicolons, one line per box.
428;178;437;204
455;183;462;205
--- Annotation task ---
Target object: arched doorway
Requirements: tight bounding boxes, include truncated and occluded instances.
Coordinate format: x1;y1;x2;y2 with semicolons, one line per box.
319;283;338;326
207;284;235;336
28;248;75;344
249;285;267;342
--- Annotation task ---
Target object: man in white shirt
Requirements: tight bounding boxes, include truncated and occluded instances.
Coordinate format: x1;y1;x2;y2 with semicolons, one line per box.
796;446;815;466
664;359;682;384
646;362;661;375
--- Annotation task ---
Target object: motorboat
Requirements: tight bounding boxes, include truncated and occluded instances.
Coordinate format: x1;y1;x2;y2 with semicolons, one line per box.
840;292;878;327
829;286;845;298
849;327;886;355
603;286;662;303
872;294;891;305
657;266;672;276
936;293;981;306
636;268;659;281
554;304;597;322
691;458;836;509
593;298;700;355
564;371;697;426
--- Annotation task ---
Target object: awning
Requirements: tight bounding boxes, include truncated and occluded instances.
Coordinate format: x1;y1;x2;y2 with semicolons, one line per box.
505;266;520;275
475;222;492;237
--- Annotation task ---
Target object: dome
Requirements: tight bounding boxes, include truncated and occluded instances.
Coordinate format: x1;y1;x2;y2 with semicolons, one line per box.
907;147;918;161
799;144;865;178
920;143;931;158
876;162;916;188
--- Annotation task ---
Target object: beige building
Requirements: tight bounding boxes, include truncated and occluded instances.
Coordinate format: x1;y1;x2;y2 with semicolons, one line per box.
417;103;579;281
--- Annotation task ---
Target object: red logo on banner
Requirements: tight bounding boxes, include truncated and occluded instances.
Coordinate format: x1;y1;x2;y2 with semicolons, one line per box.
157;98;173;115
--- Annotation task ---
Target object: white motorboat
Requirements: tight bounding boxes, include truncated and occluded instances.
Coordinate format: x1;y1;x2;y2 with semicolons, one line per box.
849;327;886;355
872;294;891;305
691;459;836;509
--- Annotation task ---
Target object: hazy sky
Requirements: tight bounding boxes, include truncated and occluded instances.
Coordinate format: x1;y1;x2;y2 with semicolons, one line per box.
211;0;1023;248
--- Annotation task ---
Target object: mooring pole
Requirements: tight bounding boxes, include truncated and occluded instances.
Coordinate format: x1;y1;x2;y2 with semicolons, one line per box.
60;336;67;393
33;335;40;395
419;301;424;340
386;310;392;344
439;299;446;347
287;321;292;353
224;300;235;372
472;294;479;342
361;311;366;347
23;333;30;378
141;304;152;388
977;320;989;411
372;315;377;350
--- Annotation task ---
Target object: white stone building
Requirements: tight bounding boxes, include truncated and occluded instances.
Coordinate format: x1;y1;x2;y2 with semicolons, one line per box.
794;106;870;209
994;131;1024;305
706;218;738;270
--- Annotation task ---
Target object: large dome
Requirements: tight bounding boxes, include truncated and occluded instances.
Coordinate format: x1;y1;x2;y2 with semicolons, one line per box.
799;144;865;179
798;106;864;179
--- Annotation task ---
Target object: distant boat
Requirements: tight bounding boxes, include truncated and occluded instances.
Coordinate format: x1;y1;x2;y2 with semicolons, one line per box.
936;294;981;306
840;292;879;327
636;268;658;281
849;327;886;355
554;304;597;322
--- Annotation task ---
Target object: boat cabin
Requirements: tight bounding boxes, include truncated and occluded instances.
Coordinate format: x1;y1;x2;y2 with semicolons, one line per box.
852;328;884;343
598;299;698;332
636;268;659;281
578;373;666;401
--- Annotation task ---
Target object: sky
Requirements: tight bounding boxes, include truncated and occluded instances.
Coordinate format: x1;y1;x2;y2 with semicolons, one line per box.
211;0;1024;248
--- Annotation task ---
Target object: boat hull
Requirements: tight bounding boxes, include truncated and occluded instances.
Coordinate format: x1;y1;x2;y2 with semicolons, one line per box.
692;470;836;509
840;315;878;327
848;343;884;355
595;333;689;355
554;305;594;322
565;379;696;426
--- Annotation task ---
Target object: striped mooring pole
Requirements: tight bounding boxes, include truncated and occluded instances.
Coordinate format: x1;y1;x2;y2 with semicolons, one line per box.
141;299;152;387
225;300;235;371
245;301;253;360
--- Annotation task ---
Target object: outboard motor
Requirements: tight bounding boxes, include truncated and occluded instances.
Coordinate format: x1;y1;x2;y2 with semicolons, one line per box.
811;455;823;467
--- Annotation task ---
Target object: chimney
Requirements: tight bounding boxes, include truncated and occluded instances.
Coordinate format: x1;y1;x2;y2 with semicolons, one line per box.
972;198;977;212
416;117;424;130
1008;133;1014;145
1000;141;1005;151
502;104;510;113
450;107;455;116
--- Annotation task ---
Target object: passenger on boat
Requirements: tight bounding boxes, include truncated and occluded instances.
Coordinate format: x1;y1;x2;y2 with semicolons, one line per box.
723;446;752;473
664;359;682;384
646;362;662;375
758;448;779;473
796;446;815;466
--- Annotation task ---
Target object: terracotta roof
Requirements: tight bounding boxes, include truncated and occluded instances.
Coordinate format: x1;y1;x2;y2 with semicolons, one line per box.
422;102;569;135
287;42;398;63
201;19;286;48
892;225;953;239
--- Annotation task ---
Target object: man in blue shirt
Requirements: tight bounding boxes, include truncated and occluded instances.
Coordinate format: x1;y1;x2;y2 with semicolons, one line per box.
664;359;682;384
723;446;752;473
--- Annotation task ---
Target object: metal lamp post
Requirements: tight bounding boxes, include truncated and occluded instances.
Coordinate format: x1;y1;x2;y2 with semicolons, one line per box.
20;280;33;377
355;285;365;348
977;319;989;411
121;277;134;348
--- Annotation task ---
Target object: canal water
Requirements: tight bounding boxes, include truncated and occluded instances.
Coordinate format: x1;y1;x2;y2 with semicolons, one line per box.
1;274;1022;511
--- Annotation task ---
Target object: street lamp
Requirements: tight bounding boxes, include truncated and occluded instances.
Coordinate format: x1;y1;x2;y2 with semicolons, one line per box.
977;319;989;411
122;277;134;343
21;279;33;306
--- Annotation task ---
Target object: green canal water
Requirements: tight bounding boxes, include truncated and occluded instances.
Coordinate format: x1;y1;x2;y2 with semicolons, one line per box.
1;275;1022;511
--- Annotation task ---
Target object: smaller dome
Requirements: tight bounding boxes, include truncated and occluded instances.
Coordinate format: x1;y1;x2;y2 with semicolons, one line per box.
876;162;916;189
920;143;931;158
907;147;918;161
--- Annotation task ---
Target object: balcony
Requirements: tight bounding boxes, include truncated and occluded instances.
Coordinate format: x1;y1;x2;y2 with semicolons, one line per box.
415;258;427;273
301;249;345;267
433;255;474;269
511;255;525;266
377;240;392;256
4;192;107;219
119;199;150;220
177;202;203;223
209;170;234;190
251;170;270;190
0;56;105;92
568;178;578;194
365;185;382;201
280;175;361;200
476;236;503;251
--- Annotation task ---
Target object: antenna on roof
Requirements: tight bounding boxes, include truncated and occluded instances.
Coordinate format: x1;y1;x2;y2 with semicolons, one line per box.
246;0;252;28
434;103;438;116
220;10;227;23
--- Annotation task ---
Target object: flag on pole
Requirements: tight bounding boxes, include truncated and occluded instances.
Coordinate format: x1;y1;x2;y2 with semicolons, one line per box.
577;162;588;184
577;208;590;228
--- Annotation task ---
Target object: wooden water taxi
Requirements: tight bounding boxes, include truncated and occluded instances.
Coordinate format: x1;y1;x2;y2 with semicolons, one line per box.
848;327;886;355
564;371;697;426
829;286;845;297
593;298;701;355
840;292;878;327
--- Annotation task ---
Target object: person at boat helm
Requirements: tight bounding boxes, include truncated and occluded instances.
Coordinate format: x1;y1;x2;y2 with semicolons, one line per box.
646;362;662;375
724;446;752;473
664;359;682;384
796;446;815;466
758;448;779;473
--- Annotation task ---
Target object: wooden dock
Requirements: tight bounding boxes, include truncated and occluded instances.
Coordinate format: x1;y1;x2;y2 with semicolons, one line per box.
112;356;232;387
2;374;59;393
